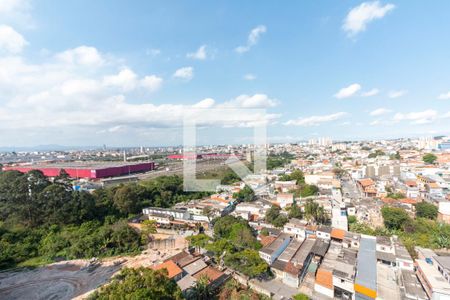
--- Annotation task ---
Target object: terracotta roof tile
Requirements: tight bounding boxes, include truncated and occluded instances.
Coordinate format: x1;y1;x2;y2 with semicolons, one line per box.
315;268;333;289
331;228;346;240
193;266;224;282
152;260;183;279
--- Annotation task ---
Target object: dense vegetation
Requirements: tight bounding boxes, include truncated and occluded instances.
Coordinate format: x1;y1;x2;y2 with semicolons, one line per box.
423;153;438;164
351;205;450;257
188;216;268;278
0;170;207;270
90;267;183;299
267;152;295;170
265;205;289;228
233;185;256;202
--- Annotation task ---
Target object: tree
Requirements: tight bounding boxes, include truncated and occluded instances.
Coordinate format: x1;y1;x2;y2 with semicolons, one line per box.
224;249;268;278
186;234;210;252
186;275;212;300
347;215;357;225
293;293;310;300
260;228;269;236
381;207;411;230
233;185;255;202
113;185;141;215
272;215;289;228
91;267;183;300
290;170;305;185
141;220;157;243
265;205;281;224
288;201;303;219
221;170;241;185
423;153;438;164
416;202;438;220
54;169;72;190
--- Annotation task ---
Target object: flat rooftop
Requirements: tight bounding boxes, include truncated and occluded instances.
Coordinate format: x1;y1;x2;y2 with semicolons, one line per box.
7;161;153;170
278;238;304;262
417;259;450;294
291;238;315;266
355;236;377;291
400;269;428;299
260;233;292;256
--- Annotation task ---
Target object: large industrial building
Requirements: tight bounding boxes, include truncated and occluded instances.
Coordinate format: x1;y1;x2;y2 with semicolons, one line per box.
2;161;155;179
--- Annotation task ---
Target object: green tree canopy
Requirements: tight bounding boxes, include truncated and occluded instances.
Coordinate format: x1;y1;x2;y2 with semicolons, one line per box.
423;153;438;164
416;202;438;220
381;206;411;230
90;267;183;300
233;185;255;202
224;249;268;278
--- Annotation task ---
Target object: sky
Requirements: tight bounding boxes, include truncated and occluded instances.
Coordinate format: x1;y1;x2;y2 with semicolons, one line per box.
1;0;450;147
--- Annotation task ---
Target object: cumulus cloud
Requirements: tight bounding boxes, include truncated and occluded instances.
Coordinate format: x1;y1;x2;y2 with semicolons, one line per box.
388;90;407;98
235;25;266;54
140;75;163;92
361;88;379;97
437;91;450;100
334;83;361;99
393;109;438;124
187;45;208;60
193;98;215;109
220;94;278;109
173;66;194;80
0;0;34;28
103;68;138;91
0;53;277;131
370;108;391;116
0;25;27;53
56;46;105;66
343;1;395;36
285;112;348;126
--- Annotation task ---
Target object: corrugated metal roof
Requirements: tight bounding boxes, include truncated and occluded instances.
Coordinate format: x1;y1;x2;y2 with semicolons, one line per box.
355;236;377;291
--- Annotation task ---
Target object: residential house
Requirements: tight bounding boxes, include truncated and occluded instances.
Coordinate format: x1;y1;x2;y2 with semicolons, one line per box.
259;233;292;264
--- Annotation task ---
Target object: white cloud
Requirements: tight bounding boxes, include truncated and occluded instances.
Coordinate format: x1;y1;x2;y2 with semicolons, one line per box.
388;90;407;98
243;74;256;81
370;108;391;116
173;66;194;80
187;45;208;60
285;112;348;126
0;25;27;53
140;75;163;92
393;109;438;124
193;98;215;108
60;79;100;96
0;0;33;28
235;25;266;54
437;91;450;100
343;1;395;36
334;83;361;99
103;68;138;91
56;46;105;66
221;94;278;109
361;88;379;97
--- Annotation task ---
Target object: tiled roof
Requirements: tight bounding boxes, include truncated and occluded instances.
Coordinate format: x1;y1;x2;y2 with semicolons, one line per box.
316;268;333;289
331;228;346;240
193;266;224;282
152;260;183;279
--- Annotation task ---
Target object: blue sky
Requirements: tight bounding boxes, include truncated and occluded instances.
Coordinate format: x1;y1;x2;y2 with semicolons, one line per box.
1;0;450;147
